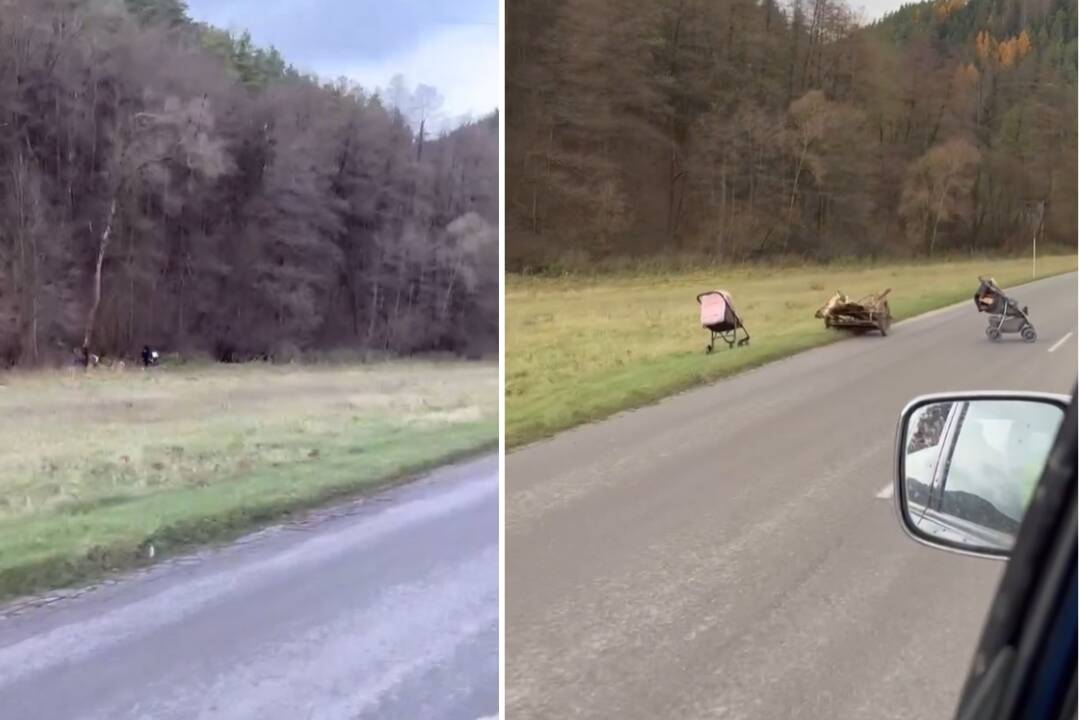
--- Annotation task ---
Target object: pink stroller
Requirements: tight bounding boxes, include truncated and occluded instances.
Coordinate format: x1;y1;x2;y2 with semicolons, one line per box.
697;290;750;353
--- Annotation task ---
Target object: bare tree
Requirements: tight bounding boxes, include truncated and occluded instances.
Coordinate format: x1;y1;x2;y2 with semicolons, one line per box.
900;138;981;257
412;83;444;161
0;0;498;367
505;0;1076;269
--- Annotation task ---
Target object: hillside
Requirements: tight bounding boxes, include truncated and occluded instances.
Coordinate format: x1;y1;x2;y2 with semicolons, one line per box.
0;0;498;367
506;0;1077;270
879;0;1076;82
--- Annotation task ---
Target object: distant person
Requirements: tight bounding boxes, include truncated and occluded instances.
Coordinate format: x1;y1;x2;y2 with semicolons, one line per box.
74;346;98;369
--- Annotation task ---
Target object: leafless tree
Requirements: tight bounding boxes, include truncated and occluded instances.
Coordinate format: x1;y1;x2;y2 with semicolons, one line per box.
506;0;1077;269
0;0;498;367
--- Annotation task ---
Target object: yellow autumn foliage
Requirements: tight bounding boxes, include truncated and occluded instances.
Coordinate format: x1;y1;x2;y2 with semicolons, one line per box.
1017;30;1033;58
934;0;967;20
998;36;1018;67
975;29;1033;69
975;30;994;62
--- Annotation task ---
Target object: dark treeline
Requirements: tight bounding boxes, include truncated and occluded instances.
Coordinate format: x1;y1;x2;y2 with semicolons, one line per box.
507;0;1077;270
0;0;497;367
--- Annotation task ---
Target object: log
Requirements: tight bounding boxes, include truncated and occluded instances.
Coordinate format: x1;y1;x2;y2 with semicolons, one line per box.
815;288;891;323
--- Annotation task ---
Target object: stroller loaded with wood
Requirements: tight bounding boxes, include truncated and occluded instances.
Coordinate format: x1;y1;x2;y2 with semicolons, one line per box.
697;290;750;353
815;288;893;336
974;276;1037;343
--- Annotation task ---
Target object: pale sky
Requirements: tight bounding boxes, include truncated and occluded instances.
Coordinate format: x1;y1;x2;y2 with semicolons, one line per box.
852;0;914;22
186;0;499;129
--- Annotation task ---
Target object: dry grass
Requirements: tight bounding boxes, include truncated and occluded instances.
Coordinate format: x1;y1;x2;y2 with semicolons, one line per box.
506;256;1077;446
0;361;497;600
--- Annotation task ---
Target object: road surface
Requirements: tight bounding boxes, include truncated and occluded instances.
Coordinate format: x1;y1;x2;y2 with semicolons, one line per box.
507;273;1077;720
0;456;498;720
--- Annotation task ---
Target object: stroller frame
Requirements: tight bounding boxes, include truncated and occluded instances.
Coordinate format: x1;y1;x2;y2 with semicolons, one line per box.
697;291;751;353
975;277;1037;343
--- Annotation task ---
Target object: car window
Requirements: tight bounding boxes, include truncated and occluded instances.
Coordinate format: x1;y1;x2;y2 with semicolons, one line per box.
944;401;1062;523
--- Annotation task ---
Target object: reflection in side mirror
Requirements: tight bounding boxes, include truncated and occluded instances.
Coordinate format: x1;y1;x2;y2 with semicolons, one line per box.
896;393;1067;559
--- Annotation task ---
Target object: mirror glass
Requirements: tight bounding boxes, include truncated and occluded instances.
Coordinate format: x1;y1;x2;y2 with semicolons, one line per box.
901;398;1065;554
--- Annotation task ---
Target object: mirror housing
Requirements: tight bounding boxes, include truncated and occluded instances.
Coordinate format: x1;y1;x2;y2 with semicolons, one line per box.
894;391;1069;560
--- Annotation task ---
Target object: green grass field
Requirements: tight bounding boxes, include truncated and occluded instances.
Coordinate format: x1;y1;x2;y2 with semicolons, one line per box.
0;361;497;601
507;256;1077;447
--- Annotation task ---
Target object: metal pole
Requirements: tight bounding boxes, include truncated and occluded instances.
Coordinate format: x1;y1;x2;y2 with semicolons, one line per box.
1032;201;1044;280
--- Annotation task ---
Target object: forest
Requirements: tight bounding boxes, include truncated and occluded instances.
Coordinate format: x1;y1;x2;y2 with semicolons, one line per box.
506;0;1077;270
0;0;498;367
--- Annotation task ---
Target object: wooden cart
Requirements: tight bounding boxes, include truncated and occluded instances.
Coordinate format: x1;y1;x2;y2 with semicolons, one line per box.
814;288;893;336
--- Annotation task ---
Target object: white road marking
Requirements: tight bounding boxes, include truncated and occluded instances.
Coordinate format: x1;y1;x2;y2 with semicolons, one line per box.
876;484;894;499
1048;332;1073;353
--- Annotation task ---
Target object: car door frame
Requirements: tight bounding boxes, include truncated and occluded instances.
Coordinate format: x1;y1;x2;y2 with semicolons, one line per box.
953;388;1077;720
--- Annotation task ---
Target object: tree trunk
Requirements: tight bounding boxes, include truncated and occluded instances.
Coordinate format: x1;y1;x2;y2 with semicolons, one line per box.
28;187;39;364
672;172;687;242
82;197;117;353
790;141;809;212
127;229;135;347
719;162;728;256
366;282;380;344
13;157;28;363
442;259;461;320
667;146;685;244
929;178;953;257
347;271;360;337
178;258;188;339
417;118;426;162
927;102;946;147
388;262;406;350
748;135;757;214
800;0;822;90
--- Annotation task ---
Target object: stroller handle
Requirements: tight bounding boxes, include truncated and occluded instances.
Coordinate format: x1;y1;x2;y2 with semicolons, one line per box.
697;291;726;304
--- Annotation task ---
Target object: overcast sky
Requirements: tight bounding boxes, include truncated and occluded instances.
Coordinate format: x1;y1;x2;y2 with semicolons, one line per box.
186;0;498;127
853;0;913;21
184;0;905;125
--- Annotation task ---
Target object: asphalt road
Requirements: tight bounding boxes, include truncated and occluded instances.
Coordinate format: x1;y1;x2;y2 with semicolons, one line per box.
507;273;1077;720
0;456;498;720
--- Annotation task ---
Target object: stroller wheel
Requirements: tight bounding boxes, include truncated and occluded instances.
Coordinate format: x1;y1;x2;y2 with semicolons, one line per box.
986;327;1002;342
1021;325;1037;343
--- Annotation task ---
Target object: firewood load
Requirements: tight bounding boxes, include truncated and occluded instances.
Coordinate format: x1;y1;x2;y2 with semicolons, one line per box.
814;288;893;336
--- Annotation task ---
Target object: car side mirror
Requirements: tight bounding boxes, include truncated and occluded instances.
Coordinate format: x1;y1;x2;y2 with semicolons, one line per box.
895;392;1069;559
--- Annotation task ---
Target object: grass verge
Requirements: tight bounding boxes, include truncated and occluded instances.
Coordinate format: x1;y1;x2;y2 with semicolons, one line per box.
0;362;497;602
507;255;1077;447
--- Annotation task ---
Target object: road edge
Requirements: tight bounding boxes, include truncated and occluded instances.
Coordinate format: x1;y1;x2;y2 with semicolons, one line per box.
0;439;498;607
508;271;1078;452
